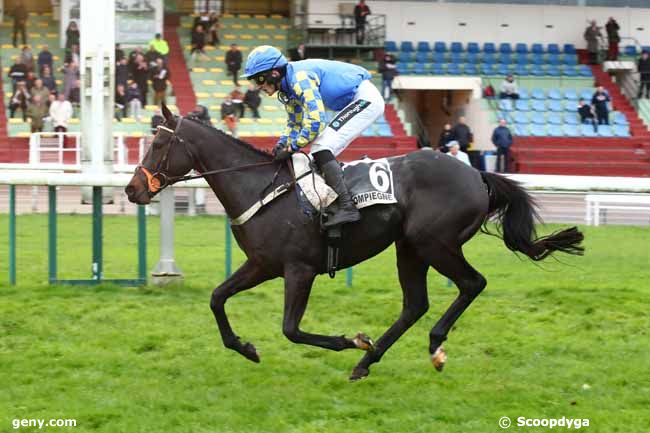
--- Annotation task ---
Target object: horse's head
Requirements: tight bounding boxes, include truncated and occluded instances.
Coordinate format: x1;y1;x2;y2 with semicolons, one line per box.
125;104;196;204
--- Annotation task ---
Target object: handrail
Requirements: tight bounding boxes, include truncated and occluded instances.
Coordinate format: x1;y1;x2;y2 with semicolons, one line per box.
290;12;386;48
27;132;134;168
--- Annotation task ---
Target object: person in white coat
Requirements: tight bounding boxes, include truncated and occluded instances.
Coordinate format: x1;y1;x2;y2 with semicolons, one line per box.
49;92;73;132
447;141;471;166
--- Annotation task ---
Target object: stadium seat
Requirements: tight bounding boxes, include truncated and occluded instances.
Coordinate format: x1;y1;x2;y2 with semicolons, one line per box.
464;64;478;75
496;64;510;75
624;45;637;56
415;52;430;63
562;66;578;77
530;65;545;76
434;41;447;53
498;99;514;111
547;44;560;54
466;52;479;64
450;42;463;53
531;112;546;124
513;124;529;135
385;41;398;52
481;63;495;75
531;55;545;65
432;52;445;63
548;66;561;77
531;43;544;54
563;124;579;136
564;113;580;125
548;124;564;136
414;63;427;74
514;64;529;76
580;124;598;137
548;113;563;125
499;43;512;54
447;63;462;75
564;89;578;101
563;44;577;54
531;88;545;100
362;127;374;137
548;89;562;100
547;54;560;65
499;54;512;65
518;88;530;99
467;42;480;54
548;100;564;112
417;41;431;52
483;42;496;54
580;89;594;101
613;112;629;125
399;52;413;62
563;55;578;65
431;63;444;75
598;125;614;137
515;53;529;65
515;43;528;54
578;65;592;77
482;53;497;64
530;124;547;136
614;125;631;137
515;99;531;111
531;100;546;111
400;41;414;52
450;52;464;63
513;112;529;124
377;124;393;137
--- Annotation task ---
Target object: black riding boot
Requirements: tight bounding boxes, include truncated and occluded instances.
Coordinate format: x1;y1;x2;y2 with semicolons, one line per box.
319;159;361;228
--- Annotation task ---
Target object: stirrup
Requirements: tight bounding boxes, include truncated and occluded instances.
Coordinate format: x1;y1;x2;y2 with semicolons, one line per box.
326;226;342;278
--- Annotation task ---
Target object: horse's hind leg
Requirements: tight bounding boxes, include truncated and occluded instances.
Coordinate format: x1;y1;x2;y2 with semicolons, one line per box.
426;242;487;371
350;240;429;381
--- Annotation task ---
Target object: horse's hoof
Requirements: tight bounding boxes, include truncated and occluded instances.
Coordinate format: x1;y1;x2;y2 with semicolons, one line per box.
431;346;447;372
242;342;260;363
353;332;375;351
349;366;370;381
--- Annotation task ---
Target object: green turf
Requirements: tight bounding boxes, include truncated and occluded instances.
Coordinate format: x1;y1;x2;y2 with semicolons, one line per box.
1;214;649;433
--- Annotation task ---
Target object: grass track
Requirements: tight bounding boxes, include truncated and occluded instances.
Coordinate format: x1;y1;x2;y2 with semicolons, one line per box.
1;215;649;432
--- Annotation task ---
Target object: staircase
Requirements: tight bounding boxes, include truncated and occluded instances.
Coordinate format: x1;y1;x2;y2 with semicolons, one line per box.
0;61;29;162
164;16;197;115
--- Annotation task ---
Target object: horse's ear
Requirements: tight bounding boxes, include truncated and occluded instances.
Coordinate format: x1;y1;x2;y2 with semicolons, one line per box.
161;103;173;122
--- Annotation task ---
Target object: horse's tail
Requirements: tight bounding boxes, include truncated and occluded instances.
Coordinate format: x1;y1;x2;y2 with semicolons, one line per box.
480;172;584;261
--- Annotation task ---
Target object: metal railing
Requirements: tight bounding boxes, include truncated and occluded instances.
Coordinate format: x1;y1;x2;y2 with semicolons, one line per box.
290;12;385;47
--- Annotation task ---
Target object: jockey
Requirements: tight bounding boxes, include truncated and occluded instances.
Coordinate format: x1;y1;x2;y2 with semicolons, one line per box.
241;45;385;228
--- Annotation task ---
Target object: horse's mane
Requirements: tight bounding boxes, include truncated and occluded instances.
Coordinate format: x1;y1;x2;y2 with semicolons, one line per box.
182;116;273;159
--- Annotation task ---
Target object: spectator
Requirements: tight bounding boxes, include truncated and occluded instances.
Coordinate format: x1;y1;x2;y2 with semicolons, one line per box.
451;116;473;152
190;25;209;65
446;141;471;166
65;44;80;66
151;108;165;133
128;47;144;71
193;12;211;33
115;43;125;62
41;66;57;93
9;81;30;120
591;86;610;125
149;33;170;58
354;0;371;45
145;45;163;68
12;3;27;47
31;78;50;104
605;17;620;61
8;58;28;91
151;58;169;106
49;92;73;133
221;95;238;136
578;99;597;132
26;94;48;133
37;45;53;75
289;43;307;61
378;53;397;101
115;57;129;87
438;123;455;151
209;12;220;46
24;71;36;92
637;51;650;99
225;43;243;86
499;74;519;99
189;105;212;127
126;82;143;120
62;62;79;100
230;86;245;117
115;84;127;121
584;20;602;65
68;79;81;105
243;83;261;118
20;46;34;72
132;57;149;105
65;21;80;51
491;119;513;173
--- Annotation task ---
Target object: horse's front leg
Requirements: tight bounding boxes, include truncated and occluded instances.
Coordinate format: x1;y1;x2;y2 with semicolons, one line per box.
210;260;273;362
281;263;368;352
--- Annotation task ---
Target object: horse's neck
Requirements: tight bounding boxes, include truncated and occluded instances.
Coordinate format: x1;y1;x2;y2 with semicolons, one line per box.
192;132;277;218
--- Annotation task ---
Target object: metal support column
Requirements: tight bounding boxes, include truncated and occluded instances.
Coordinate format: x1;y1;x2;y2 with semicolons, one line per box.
151;187;183;285
92;186;103;280
137;205;147;282
8;185;16;285
48;186;57;283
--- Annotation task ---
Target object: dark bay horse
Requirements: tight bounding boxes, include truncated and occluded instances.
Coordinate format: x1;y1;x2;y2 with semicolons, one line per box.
125;105;584;380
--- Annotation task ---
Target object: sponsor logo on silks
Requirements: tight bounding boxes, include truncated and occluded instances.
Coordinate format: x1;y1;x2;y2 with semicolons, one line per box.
329;99;371;131
352;191;395;205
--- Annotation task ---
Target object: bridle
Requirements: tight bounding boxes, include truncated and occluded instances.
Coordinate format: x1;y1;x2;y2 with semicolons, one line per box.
137;116;276;194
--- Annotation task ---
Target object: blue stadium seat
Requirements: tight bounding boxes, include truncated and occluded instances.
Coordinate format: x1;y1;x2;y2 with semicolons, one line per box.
643;45;650;53
432;52;445;63
377;124;393;137
515;43;528;54
531;54;545;65
499;53;512;64
547;66;561;77
563;55;578;65
564;89;578;101
578;65;592;77
580;88;594;101
598;125;614;137
483;43;496;54
547;54;560;65
481;63;495;75
385;41;398;52
513;124;529;135
415;52;430;63
498;99;514;111
398;52;413;62
580;124;598;137
514;64;529;76
531;100;546;111
515;54;529;65
530;124;547;136
563;44;576;54
396;64;408;75
431;63;444;75
562;66;578;77
548;113;563;125
513;112;529;124
613;112;629;125
530;65;545;76
362;127;375;137
547;44;560;54
400;41;414;52
518;88;530;99
434;41;447;53
496;64;510;75
466;52;479;64
482;53;497;64
515;99;530;111
614;125;631;137
447;63;462;75
450;42;463;53
563;124;579;136
624;45;637;56
531;112;546;124
464;64;478;75
564;113;580;125
417;41;431;52
531;43;544;54
531;88;545;100
548;100;564;112
414;63;427;74
467;42;480;54
450;52;464;63
499;43;512;54
547;124;564;136
546;89;561;100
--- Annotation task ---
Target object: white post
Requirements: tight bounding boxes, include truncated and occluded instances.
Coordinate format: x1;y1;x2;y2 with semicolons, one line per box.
28;134;38;165
151;187;184;285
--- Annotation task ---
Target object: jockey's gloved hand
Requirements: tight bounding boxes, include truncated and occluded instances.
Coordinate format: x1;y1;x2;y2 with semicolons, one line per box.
273;142;292;161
